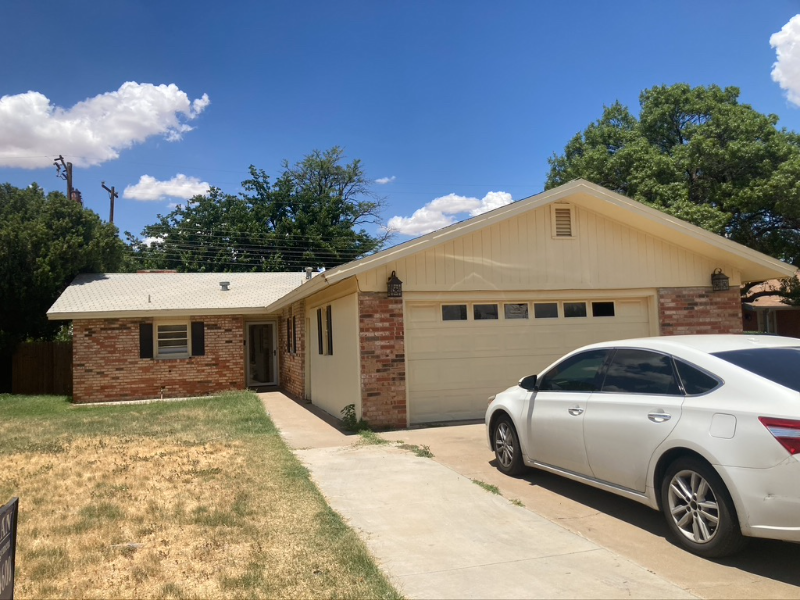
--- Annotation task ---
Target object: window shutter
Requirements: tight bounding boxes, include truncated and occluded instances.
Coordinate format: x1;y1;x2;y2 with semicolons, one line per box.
317;308;323;354
139;323;154;359
326;305;333;355
553;207;573;237
292;316;297;354
191;321;205;356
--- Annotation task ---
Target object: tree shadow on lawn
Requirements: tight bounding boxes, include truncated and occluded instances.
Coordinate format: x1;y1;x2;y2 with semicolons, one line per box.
494;460;800;589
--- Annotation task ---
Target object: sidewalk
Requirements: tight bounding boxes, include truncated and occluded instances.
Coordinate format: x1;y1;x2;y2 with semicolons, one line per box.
259;392;693;599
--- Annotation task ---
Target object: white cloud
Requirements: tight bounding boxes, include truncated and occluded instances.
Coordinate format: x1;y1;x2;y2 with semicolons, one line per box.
123;174;210;201
375;175;396;184
387;191;513;236
771;15;800;106
0;82;210;168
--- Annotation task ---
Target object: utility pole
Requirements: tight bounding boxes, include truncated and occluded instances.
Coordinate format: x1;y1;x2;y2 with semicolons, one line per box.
101;181;118;223
54;155;82;205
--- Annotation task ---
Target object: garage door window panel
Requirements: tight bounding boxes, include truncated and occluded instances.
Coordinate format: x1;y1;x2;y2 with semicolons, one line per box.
442;305;467;321
504;303;529;319
592;302;615;317
473;304;498;320
564;302;588;318
534;303;559;319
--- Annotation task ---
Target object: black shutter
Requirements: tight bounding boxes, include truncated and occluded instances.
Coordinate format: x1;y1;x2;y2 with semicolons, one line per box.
326;305;333;355
139;323;154;359
292;316;297;354
317;308;323;355
191;322;205;356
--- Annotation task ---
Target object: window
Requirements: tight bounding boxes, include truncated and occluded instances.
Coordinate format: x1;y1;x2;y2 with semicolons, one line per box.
504;303;529;319
534;303;558;319
551;204;574;238
317;306;333;355
564;302;587;318
713;347;800;392
473;304;498;320
156;322;189;358
538;350;610;392
601;349;680;395
442;305;467;321
592;302;615;317
675;360;720;395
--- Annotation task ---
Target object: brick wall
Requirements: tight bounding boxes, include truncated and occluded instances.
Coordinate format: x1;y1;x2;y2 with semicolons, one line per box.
279;300;305;399
658;287;743;335
359;293;406;428
72;315;245;403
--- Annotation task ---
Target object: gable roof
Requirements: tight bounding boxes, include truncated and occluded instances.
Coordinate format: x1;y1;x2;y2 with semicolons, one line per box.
266;179;796;311
47;272;307;320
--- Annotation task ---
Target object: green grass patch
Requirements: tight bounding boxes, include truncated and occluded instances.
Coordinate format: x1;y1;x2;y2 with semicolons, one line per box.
472;479;501;495
397;443;434;458
357;429;390;445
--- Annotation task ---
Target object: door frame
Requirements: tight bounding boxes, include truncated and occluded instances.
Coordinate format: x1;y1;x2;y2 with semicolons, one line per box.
245;321;278;387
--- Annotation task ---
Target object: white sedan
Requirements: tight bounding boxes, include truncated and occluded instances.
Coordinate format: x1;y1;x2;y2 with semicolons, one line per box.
485;334;800;558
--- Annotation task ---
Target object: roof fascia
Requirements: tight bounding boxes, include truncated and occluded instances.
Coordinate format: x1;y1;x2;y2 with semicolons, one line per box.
47;306;279;321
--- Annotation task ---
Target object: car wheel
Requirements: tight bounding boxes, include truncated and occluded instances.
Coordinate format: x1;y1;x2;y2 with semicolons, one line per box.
660;457;748;558
493;416;525;476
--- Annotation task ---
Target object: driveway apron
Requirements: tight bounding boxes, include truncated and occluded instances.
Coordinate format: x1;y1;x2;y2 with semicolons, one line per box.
259;392;693;599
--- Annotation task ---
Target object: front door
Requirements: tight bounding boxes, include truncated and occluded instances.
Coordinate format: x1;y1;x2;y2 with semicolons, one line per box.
247;323;277;386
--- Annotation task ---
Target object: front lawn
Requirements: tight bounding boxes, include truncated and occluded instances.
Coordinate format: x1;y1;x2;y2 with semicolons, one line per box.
0;392;400;599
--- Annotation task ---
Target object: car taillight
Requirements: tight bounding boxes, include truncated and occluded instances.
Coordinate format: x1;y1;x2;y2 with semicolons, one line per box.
759;417;800;455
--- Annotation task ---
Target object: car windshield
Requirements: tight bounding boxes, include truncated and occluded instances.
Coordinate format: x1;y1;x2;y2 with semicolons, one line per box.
712;347;800;392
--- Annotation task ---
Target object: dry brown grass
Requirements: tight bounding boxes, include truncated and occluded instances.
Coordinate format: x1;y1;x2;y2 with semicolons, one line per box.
0;393;400;599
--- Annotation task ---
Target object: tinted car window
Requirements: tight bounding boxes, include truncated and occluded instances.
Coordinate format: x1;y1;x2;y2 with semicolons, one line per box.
538;350;610;392
601;349;681;395
712;347;800;392
675;360;720;395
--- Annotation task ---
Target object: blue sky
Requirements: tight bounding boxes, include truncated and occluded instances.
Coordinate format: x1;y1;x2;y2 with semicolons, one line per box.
2;1;800;243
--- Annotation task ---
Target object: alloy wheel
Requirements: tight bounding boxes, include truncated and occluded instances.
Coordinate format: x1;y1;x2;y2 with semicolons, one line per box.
494;421;515;468
667;469;720;544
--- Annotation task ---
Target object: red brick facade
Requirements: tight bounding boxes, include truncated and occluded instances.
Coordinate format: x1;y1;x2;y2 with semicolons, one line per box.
279;300;305;400
358;293;406;428
72;315;245;403
658;287;743;336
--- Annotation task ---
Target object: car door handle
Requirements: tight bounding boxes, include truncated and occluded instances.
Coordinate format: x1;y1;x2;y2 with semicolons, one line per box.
648;412;671;423
568;406;584;416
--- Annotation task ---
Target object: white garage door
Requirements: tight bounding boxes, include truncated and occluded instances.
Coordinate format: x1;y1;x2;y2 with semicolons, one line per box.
406;298;654;424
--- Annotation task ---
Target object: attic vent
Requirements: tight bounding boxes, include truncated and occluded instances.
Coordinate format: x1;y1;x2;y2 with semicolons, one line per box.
552;205;574;238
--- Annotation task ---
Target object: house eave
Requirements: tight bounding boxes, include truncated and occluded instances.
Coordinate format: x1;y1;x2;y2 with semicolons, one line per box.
47;306;279;321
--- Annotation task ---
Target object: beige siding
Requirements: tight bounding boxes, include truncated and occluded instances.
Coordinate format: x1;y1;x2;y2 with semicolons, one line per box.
306;289;361;420
357;204;741;293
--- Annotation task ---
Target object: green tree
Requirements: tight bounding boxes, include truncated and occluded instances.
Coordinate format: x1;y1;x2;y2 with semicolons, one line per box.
126;147;388;272
0;183;125;361
547;84;800;266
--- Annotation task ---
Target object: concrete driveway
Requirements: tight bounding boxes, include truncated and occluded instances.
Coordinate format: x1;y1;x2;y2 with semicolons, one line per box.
259;392;800;599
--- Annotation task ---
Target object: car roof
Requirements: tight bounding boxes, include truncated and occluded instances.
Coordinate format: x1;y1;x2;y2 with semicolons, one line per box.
583;334;800;354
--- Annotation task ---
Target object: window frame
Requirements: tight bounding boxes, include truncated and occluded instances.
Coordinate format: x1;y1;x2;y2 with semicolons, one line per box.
154;319;191;360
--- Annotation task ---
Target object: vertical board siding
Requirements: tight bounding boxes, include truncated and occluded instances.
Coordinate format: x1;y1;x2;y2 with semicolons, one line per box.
12;341;73;395
358;205;733;293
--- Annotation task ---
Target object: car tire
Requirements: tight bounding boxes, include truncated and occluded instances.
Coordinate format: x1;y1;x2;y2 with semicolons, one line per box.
493;416;525;476
660;457;748;558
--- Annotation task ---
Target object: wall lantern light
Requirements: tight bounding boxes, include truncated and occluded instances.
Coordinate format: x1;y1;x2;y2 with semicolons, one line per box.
711;268;730;292
387;271;403;298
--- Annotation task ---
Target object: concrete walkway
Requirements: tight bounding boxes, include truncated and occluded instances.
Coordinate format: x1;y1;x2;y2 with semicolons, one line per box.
259;392;693;599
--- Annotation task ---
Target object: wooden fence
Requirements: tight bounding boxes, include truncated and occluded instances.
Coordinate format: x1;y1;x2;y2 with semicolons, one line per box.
12;341;73;396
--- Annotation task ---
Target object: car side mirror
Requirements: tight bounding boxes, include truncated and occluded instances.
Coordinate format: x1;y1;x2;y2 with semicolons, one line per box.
518;374;538;391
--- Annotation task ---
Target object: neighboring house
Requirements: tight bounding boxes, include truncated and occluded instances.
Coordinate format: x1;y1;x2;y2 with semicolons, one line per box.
742;279;800;337
48;180;796;427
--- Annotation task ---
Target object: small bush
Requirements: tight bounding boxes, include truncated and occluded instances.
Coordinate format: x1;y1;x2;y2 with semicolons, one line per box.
340;404;370;432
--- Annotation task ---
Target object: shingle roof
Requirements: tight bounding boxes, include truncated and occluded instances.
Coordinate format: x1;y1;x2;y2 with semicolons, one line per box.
47;272;309;319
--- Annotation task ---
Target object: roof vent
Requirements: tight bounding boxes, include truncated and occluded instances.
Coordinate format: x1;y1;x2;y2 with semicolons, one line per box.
305;267;313;280
219;281;230;291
